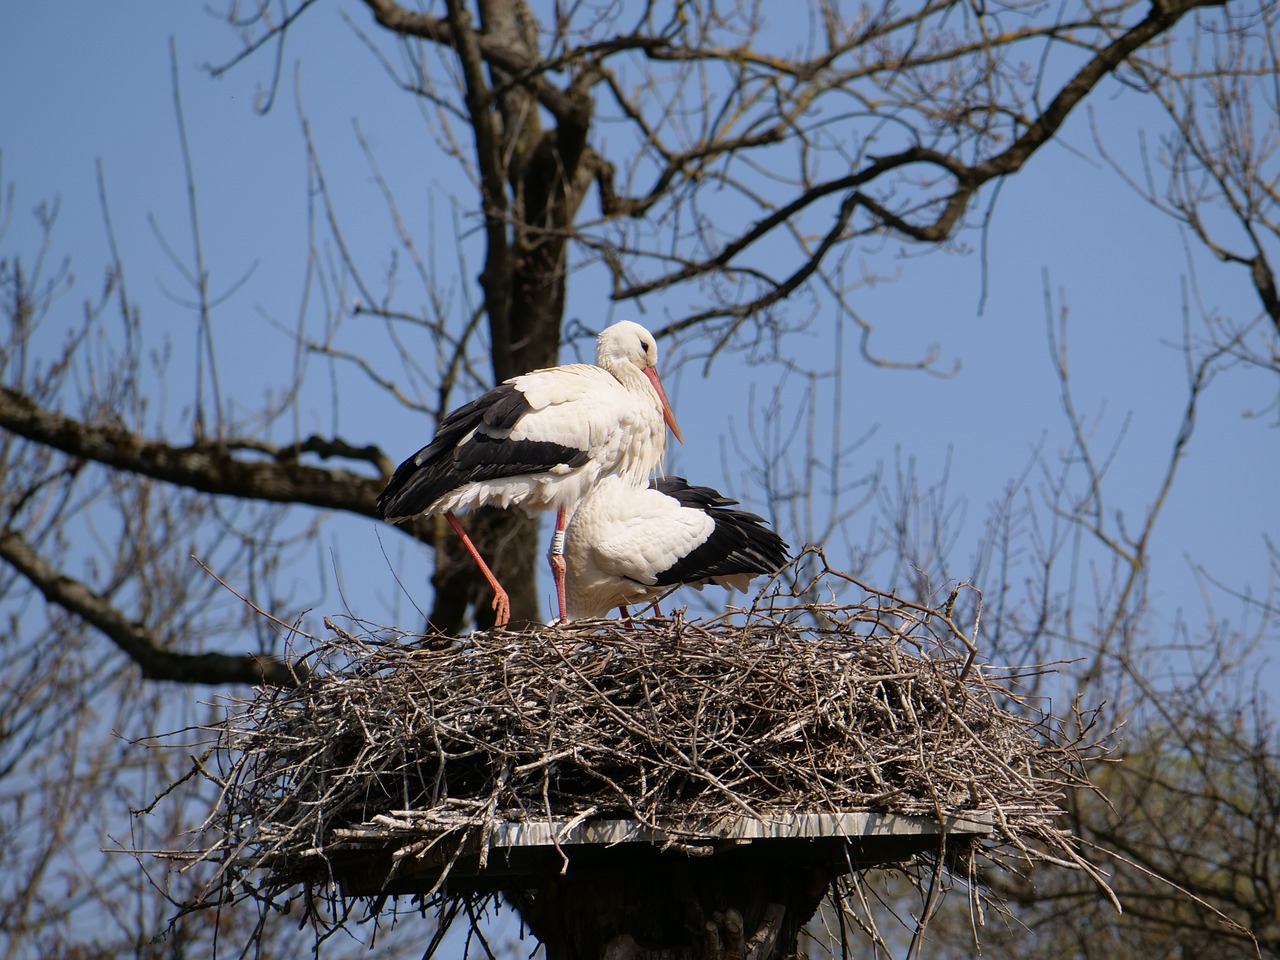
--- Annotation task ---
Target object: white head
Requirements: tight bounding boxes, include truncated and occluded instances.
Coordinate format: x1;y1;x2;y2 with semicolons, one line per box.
595;321;683;444
595;320;660;372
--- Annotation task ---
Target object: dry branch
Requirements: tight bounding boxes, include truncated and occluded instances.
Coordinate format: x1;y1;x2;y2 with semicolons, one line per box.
150;581;1113;951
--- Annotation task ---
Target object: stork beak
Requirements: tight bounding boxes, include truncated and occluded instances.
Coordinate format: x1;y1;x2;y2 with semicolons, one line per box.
643;367;684;444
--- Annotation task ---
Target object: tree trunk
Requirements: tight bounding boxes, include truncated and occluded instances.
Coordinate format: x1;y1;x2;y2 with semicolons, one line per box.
431;0;599;632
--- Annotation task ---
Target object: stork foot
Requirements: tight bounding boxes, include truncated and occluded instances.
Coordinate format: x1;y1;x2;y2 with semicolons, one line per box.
491;589;511;629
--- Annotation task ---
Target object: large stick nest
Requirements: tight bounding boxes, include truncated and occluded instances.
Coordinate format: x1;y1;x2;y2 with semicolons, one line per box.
165;572;1113;924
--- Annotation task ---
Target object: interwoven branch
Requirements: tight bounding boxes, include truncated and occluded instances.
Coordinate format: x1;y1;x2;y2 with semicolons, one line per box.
163;584;1110;927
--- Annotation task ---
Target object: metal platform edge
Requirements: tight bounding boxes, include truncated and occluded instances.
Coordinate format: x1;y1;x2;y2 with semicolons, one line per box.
450;809;994;851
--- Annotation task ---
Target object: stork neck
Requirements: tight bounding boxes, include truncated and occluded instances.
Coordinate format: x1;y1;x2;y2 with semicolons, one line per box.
601;355;648;394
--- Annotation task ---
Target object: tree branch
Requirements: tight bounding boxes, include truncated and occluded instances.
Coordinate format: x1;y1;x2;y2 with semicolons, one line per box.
615;0;1224;309
445;0;515;382
360;0;590;125
0;528;305;687
616;146;964;301
970;0;1229;183
0;386;382;514
656;190;863;341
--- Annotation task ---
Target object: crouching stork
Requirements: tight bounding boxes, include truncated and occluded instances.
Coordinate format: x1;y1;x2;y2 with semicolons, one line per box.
564;474;790;621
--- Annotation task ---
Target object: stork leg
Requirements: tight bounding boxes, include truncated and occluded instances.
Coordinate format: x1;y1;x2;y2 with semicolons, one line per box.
445;511;511;628
547;506;569;623
617;604;634;632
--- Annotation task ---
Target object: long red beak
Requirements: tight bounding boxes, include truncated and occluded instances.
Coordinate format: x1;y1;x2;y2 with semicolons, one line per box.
643;367;683;444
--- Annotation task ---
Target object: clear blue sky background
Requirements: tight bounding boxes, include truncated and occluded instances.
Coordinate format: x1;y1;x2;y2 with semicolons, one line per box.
2;1;1277;950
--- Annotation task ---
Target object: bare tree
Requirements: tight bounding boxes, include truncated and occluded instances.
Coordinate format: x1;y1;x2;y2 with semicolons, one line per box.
2;0;1279;955
840;294;1280;958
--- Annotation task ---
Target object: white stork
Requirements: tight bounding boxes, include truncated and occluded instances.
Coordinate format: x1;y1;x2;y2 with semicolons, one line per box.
376;321;682;627
563;474;790;621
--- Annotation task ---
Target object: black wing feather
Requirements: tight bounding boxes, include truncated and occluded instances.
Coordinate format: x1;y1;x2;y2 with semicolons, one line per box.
376;382;588;520
650;476;790;586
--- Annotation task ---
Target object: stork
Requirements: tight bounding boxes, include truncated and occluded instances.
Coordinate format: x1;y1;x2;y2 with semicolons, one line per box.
376;321;682;627
563;474;790;621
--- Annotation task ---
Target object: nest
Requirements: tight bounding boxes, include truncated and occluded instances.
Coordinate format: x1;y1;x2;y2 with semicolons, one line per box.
159;573;1114;949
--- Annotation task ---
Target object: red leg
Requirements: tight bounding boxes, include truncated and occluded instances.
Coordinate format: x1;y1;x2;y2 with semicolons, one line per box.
547;506;569;623
616;603;635;631
445;511;510;628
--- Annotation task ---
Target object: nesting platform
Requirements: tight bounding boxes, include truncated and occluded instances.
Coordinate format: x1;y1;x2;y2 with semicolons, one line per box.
155;583;1109;956
326;808;995;895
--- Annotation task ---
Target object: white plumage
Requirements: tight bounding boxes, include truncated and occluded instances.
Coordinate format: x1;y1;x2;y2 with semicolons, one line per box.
376;321;682;626
564;474;790;621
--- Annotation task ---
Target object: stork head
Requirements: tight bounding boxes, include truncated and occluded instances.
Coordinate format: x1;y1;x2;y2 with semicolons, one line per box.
597;321;684;444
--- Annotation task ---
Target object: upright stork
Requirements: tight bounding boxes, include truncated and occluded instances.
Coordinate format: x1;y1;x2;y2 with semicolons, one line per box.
563;474;790;621
376;321;682;626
